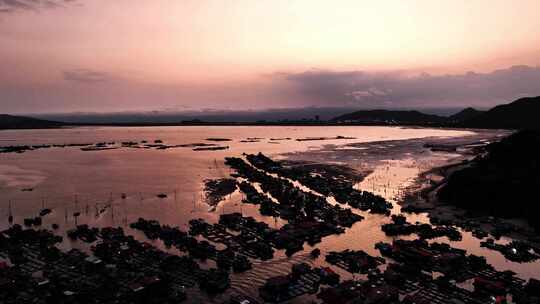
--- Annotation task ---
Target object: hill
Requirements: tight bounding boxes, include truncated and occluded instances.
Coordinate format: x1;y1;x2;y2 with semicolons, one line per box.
331;110;446;125
332;96;540;129
448;107;484;123
437;130;540;231
0;114;64;130
464;96;540;129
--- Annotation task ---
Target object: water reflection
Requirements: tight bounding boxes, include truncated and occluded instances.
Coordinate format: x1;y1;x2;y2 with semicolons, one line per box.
2;126;533;303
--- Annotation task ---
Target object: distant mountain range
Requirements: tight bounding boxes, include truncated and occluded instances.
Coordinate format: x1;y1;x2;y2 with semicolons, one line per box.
34;106;460;124
0;114;63;130
2;96;539;129
332;96;540;129
330;110;447;125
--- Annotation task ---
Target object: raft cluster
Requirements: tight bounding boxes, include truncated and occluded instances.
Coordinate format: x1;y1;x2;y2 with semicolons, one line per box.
2;152;540;303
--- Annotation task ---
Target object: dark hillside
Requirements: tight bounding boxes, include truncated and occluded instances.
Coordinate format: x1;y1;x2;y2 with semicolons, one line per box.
448;107;484;123
438;130;540;230
0;114;64;130
464;96;540;129
331;110;446;125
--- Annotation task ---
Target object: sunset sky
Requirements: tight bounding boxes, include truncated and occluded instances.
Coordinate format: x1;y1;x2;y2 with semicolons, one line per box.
1;0;540;114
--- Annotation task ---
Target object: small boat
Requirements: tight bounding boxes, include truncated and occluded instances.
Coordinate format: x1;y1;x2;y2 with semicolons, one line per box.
193;145;229;151
80;146;118;152
40;208;52;217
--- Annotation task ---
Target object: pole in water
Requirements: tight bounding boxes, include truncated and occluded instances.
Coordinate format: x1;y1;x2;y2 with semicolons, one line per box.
64;208;68;223
8;200;13;224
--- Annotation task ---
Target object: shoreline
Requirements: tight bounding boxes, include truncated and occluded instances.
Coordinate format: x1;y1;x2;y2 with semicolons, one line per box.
0;121;515;131
400;135;539;243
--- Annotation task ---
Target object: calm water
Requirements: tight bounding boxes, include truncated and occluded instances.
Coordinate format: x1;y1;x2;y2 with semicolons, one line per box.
0;126;536;303
0;125;472;229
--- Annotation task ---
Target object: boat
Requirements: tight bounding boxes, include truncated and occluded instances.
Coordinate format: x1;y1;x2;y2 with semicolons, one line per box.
40;208;52;217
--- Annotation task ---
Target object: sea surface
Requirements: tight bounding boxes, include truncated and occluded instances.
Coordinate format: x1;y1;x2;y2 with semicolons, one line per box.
0;126;536;303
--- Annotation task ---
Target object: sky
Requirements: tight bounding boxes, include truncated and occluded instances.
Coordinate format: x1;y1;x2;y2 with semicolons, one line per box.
1;0;540;114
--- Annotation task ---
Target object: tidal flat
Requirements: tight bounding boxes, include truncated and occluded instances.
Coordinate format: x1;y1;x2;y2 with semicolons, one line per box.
2;125;537;303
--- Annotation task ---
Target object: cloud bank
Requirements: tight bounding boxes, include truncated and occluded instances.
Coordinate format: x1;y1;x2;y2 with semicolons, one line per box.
2;65;540;114
273;65;540;108
63;69;111;83
0;0;76;14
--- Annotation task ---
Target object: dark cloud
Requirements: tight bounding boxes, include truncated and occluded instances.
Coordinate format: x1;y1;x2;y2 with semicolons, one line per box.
63;69;111;83
0;0;75;14
273;65;540;108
